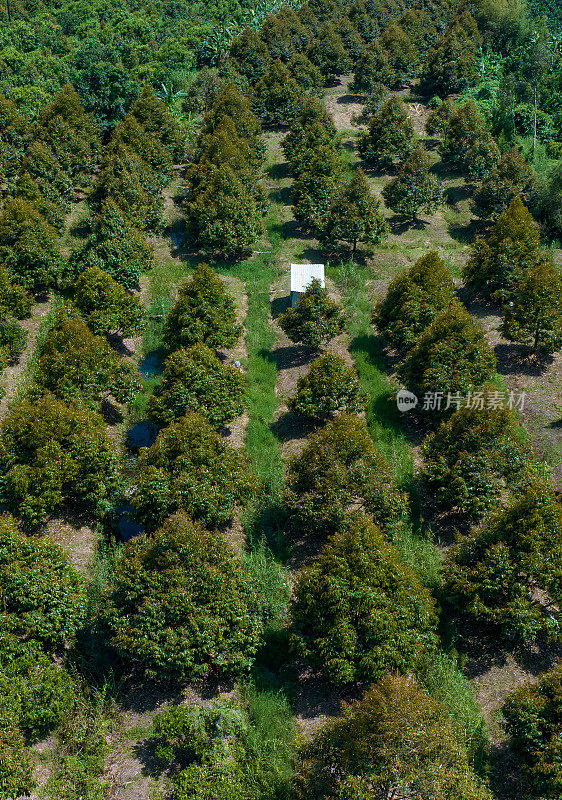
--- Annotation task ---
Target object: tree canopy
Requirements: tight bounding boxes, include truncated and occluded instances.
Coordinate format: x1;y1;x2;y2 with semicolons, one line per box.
278;279;346;349
289;352;366;419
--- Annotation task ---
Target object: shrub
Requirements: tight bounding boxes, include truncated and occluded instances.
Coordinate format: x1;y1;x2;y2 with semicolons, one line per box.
306;22;351;79
473;147;536;219
441;101;499;180
14;172;66;233
291;515;438;685
285;413;407;537
463;197;548;303
374;251;457;351
358;96;415;168
253;60;303;126
293;673;493;800
131;412;253;531
35;315;140;408
291;143;345;230
147;344;246;428
503;662;562;798
0;395;120;527
352;42;393;91
287;53;323;93
501;261;562;356
0;315;27;371
0;197;63;292
421;403;533;521
163;263;241;351
0;515;85;648
321;168;388;255
0;266;32;320
398;305;497;401
0;721;35;799
230;27;272;84
73;266;144;336
262;6;310;62
421;18;481;96
445;483;562;642
282;97;337;168
289;353;366;419
101;512;264;680
278;278;345;349
382;146;443;221
130;84;184;162
425;96;456;136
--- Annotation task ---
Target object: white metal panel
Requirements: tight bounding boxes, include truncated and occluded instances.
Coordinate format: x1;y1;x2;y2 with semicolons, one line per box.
290;263;325;295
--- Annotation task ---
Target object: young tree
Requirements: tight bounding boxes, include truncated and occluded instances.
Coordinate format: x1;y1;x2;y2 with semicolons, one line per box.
463;197;547;302
445;483;562;642
382;146;443;221
262;7;311;62
421;403;534;522
72;266;144;336
501;260;562;355
0;198;63;292
0;93;32;186
306;22;351;80
441;101;499;179
287;53;323;93
0;315;27;372
289;353;365;419
230;27;272;84
0;723;35;799
421;18;481;96
282;97;337;168
352;42;393;91
379;22;419;85
358;96;415;168
278;278;345;349
503;662;562;799
374;251;457;351
253;60;303;126
0;514;85;649
131;412;253;531
202;83;263;149
294;673;494;800
163;263;241;351
322;168;388;256
291;141;345;230
14;172;66;234
425;97;457;136
0;395;120;527
100;512;263;680
398;305;497;400
130;84;184;162
291;514;438;685
35;315;140;408
473;147;536;218
68;200;153;290
0;266;32;320
147;344;246;428
285;413;407;536
20;140;73;207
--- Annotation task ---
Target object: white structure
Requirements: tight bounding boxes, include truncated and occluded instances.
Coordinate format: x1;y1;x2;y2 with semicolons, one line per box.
290;263;325;307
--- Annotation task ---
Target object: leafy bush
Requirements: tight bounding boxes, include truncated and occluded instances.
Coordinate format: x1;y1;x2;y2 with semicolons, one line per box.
398;305;497;401
130;84;184;162
374;251;457;351
321;168;388;254
289;352;365;419
101;512;264;680
0;266;32;320
14;172;66;233
291;515;438;686
441;101;499;180
425;96;456;136
147;344;246;428
278;278;345;349
358;96;415;168
473;147;536;218
382;146;443;221
0;315;27;370
306;22;351;79
501;260;562;355
253;60;303;126
463;197;549;302
0;515;85;648
0;719;35;800
0;394;120;526
285;413;407;537
35;314;140;408
421;403;533;521
164;262;242;351
503;661;562;798
73;265;144;336
230;27;272;83
131;412;253;531
445;483;562;642
293;673;493;800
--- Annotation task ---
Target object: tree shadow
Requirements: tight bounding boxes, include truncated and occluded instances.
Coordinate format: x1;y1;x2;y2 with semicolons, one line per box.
269;184;292;206
445;184;473;206
267;161;291;181
271;294;290;319
337;93;364;104
488;741;531;800
100;397;124;425
106;331;135;356
448;217;485;245
263;344;315;371
494;343;555;378
388;215;429;235
270;411;317;443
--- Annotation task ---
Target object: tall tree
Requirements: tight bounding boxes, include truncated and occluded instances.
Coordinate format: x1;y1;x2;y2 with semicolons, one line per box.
358;96;415;168
501;260;562;355
383;146;443;222
322;168;388;256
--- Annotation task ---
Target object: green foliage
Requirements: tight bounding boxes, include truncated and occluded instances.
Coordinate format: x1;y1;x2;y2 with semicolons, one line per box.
14;172;67;234
0;721;35;800
101;512;264;680
152;687;295;800
35;314;140;408
358;96;415;168
73;265;144;336
535;160;562;238
0;265;31;320
425;96;457;136
262;6;311;62
147;344;246;428
473;146;536;218
278;278;345;349
0;514;85;648
322;168;388;255
421;403;534;521
231;27;272;83
202;83;263;148
130;84;184;162
441;100;500;181
163;262;242;351
131;412;253;531
68;199;154;290
445;483;562;641
0;314;27;371
398;305;497;400
421;13;482;96
463;196;548;302
291;515;438;686
0;92;31;186
352;42;393;91
501;260;562;355
293;673;494;800
0;197;63;292
503;661;562;798
0;394;120;527
21;140;73;207
374;251;457;351
253;60;303;126
307;22;351;78
285;413;407;537
287;52;323;93
282;96;337;169
289;352;366;419
379;22;419;85
292;142;345;230
382;146;443;221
